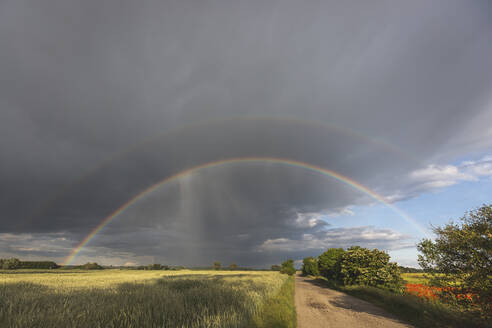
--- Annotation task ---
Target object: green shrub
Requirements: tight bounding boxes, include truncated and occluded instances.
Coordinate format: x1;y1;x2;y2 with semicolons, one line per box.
301;257;319;276
318;248;345;280
79;262;103;270
1;258;21;270
280;259;296;276
338;283;488;328
19;261;59;269
144;263;167;270
339;246;402;290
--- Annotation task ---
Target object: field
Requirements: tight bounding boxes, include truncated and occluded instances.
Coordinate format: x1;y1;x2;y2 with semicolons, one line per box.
0;269;296;328
401;273;429;285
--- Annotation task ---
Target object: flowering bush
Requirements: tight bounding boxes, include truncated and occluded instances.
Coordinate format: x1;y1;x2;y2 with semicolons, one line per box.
405;283;440;300
405;283;483;310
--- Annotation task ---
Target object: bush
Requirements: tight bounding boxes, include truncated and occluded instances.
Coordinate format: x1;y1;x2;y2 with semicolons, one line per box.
270;265;281;271
79;262;103;270
399;266;423;273
339;246;402;290
145;264;168;270
418;204;492;317
318;248;345;280
1;258;21;270
301;256;319;276
280;259;296;276
336;283;488;328
19;261;59;269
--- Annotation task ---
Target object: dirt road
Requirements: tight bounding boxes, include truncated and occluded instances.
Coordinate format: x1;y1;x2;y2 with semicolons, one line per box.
295;275;413;328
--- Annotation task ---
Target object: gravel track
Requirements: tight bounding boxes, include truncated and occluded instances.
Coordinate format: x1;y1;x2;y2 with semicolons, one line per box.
295;275;413;328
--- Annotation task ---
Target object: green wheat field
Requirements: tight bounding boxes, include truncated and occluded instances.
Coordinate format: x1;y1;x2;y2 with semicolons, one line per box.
0;270;296;328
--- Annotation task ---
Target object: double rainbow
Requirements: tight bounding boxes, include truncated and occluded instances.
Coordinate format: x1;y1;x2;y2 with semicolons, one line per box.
63;157;428;265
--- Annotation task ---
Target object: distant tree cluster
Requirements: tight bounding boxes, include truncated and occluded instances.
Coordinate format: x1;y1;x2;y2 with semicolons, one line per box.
136;264;170;270
398;266;423;273
0;258;59;270
78;262;104;270
0;258;21;270
301;246;403;290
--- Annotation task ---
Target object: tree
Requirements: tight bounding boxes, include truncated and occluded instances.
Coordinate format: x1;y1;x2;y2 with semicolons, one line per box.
280;259;296;276
301;256;319;276
270;264;281;271
146;263;165;270
1;258;21;270
318;248;345;280
418;204;491;315
339;246;402;290
80;262;103;270
398;266;423;273
229;262;238;270
19;261;59;269
213;261;221;270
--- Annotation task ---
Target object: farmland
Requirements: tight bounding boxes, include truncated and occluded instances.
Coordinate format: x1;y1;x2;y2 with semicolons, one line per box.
401;273;429;285
0;269;295;328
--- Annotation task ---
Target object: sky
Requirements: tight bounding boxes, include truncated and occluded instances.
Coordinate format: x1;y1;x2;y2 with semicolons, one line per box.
1;0;492;268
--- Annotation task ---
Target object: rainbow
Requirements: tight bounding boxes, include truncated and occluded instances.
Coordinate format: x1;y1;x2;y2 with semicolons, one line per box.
63;157;429;265
32;116;419;225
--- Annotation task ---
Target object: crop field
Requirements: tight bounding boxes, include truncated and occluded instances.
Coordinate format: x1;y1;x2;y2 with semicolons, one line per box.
0;270;295;328
401;273;429;285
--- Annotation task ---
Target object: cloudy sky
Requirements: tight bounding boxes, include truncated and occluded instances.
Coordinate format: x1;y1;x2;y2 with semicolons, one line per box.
1;0;491;268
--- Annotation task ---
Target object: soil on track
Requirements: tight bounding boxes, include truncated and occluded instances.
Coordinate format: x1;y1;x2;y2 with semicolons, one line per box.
295;274;413;328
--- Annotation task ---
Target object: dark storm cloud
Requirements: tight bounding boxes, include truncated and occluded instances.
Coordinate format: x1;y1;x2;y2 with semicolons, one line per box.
3;119;412;233
1;0;492;265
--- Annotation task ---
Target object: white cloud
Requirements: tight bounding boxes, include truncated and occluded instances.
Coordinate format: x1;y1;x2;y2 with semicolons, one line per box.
0;232;74;261
410;164;475;186
385;155;492;202
291;212;326;228
290;207;354;229
462;158;492;177
325;206;355;218
258;226;413;252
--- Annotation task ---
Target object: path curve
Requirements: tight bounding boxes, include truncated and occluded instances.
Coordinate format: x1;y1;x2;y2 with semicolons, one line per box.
295;274;413;328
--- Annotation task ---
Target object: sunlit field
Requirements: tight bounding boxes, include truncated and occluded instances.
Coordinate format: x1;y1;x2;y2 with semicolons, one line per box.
0;270;295;328
401;273;429;285
0;269;276;290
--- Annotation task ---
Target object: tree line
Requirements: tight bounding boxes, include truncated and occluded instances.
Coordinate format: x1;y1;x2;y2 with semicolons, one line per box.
0;258;59;269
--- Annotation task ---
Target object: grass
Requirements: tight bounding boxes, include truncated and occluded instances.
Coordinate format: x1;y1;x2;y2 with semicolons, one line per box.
0;269;296;328
312;276;490;328
252;275;296;328
401;273;430;285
